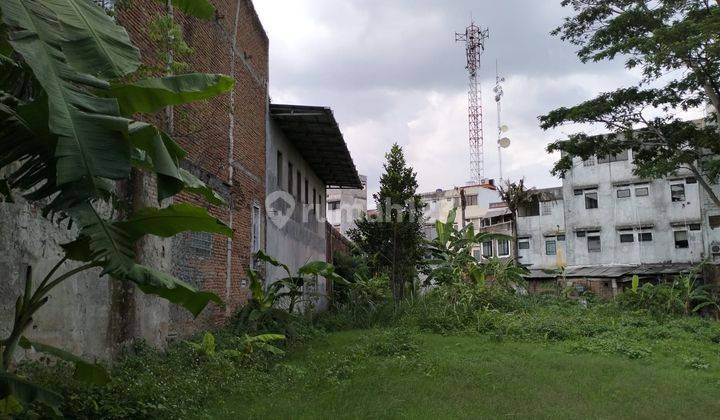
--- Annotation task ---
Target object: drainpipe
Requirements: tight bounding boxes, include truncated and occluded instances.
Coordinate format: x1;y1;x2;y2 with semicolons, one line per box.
225;1;242;312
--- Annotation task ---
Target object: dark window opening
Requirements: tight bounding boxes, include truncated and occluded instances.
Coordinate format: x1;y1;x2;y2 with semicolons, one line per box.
328;201;340;211
587;236;601;252
585;192;598;209
686;177;697;184
556;235;566;241
276;151;283;187
466;194;478;206
296;170;301;199
635;187;649;197
518;241;530;250
674;231;689;249
304;179;309;204
288;162;293;194
497;239;510;256
518;197;540;217
671;184;685;202
710;215;720;229
639;232;653;242
482;241;493;258
689;223;701;231
574;189;583;196
576;231;586;238
620;233;634;243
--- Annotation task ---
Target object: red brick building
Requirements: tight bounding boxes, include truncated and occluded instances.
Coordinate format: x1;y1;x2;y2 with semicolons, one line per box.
118;0;269;332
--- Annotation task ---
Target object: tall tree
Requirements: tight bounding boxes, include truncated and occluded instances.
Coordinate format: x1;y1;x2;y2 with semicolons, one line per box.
348;144;425;301
540;0;720;207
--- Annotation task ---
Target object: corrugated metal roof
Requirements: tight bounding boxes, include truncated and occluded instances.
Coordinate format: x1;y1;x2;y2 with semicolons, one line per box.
524;263;697;280
271;104;362;188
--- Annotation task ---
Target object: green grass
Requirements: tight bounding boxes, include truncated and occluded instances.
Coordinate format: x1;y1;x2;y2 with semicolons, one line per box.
202;330;720;419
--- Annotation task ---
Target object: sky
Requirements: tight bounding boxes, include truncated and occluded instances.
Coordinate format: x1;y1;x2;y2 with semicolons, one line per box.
253;0;641;205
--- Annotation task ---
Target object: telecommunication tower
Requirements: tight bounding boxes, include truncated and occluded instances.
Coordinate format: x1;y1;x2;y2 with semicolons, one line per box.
455;20;489;184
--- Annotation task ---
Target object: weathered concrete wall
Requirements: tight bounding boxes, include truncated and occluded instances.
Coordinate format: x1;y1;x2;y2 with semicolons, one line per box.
265;118;328;307
516;188;566;269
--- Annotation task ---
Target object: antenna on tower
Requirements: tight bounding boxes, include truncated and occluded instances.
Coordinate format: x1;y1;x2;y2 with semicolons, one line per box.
494;60;509;183
456;18;489;184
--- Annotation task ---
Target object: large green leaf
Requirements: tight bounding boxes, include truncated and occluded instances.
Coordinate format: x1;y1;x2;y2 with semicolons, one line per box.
0;372;61;409
43;0;140;78
1;0;131;186
19;337;109;385
121;264;222;317
129;121;186;201
117;203;232;239
154;0;215;20
109;73;234;115
179;168;226;206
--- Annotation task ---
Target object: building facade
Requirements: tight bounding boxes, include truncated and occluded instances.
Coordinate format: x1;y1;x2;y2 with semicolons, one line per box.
265;104;362;308
326;175;368;238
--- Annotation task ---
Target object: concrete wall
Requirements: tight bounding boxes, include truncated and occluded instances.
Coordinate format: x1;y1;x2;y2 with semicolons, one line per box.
326;175;367;238
516;188;566;269
265;118;328;307
562;152;703;266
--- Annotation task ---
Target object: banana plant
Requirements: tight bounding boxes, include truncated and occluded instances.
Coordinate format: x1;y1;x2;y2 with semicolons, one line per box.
425;208;510;286
0;0;233;412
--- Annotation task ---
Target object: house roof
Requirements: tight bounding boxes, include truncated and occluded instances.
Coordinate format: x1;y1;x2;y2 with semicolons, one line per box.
270;104;362;189
525;263;697;280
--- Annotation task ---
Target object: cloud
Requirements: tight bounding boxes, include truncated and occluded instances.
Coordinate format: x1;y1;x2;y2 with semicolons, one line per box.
253;0;638;207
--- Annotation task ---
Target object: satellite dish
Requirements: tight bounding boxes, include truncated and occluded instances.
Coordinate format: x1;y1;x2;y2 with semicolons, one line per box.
500;125;509;133
498;137;511;148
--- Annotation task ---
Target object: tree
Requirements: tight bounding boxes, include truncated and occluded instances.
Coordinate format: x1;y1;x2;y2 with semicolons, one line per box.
497;179;535;261
0;0;229;412
539;0;720;207
348;144;425;301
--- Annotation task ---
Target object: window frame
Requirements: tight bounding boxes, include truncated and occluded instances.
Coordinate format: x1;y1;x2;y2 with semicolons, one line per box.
619;233;635;243
670;184;685;202
638;232;653;242
482;241;493;258
616;188;631;199
674;230;689;249
497;239;510;257
276;151;283;187
545;240;557;256
518;240;530;250
587;235;601;253
634;186;649;197
584;191;599;209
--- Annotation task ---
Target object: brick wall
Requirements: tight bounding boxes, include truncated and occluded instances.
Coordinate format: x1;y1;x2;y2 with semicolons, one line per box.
118;0;268;334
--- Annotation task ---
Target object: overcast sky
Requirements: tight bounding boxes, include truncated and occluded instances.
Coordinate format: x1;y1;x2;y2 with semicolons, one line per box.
253;0;641;205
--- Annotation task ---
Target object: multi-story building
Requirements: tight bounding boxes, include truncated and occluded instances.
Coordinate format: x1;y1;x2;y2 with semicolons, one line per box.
520;151;706;297
326;175;368;238
265;104;362;308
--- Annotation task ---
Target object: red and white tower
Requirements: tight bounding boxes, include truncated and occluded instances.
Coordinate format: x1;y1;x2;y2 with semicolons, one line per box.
455;20;489;184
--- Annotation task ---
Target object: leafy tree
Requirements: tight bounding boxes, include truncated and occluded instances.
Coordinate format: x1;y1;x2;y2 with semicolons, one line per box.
497;179;535;260
349;144;425;301
540;0;720;206
0;0;229;412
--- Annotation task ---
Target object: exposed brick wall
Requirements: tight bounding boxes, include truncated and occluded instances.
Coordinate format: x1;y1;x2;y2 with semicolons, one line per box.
118;0;268;334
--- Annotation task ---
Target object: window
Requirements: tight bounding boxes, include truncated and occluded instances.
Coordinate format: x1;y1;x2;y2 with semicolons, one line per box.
686;177;697;184
710;215;720;229
585;191;598;209
598;150;629;164
328;201;340;211
583;157;595;167
482;241;493;258
576;231;586;238
639;232;653;242
671;184;685;202
518;198;540;217
296;170;301;199
319;195;323;216
556;235;566;241
545;240;557;255
635;187;649;197
251;204;261;267
466;194;478;206
472;249;481;261
617;188;631;198
288;162;293;194
497;239;510;256
690;223;701;231
190;232;212;257
518;240;530;250
620;233;634;243
304;179;309;204
276;151;283;187
674;231;689;249
541;201;552;216
587;236;601;252
574;189;583;196
313;189;317;213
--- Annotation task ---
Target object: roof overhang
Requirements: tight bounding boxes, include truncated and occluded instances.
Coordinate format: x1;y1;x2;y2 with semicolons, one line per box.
270;104;362;189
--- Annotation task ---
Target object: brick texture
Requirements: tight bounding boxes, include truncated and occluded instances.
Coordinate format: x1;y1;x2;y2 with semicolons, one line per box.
118;0;268;334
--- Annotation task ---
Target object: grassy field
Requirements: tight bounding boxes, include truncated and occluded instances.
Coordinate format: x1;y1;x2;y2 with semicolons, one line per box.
203;330;720;419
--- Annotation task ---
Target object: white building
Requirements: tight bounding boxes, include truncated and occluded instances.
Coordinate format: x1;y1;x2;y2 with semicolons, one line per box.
265;104;362;306
326;174;367;238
